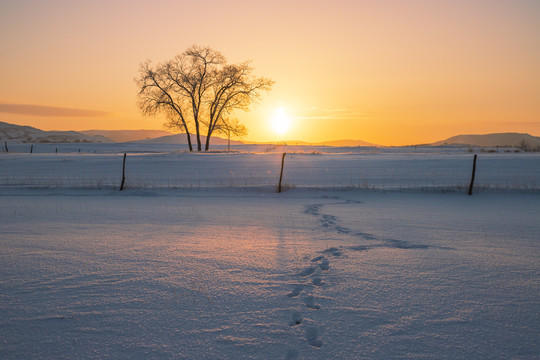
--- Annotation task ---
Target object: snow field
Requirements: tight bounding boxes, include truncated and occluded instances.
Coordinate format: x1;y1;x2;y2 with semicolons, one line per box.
1;146;539;191
1;189;539;359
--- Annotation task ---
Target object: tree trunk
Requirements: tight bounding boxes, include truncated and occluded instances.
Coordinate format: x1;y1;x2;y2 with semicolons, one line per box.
204;130;212;151
185;131;193;152
193;113;202;151
196;125;202;151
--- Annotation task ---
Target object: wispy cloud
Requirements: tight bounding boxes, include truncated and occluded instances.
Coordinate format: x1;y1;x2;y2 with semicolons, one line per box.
0;103;112;117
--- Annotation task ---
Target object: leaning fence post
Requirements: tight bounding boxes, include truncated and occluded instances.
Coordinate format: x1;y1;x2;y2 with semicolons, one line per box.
278;152;287;193
468;154;477;195
119;153;127;191
4;141;8;152
30;144;33;153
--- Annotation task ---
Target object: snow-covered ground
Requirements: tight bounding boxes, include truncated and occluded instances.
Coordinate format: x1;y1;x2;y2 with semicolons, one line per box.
1;146;539;359
1;144;539;191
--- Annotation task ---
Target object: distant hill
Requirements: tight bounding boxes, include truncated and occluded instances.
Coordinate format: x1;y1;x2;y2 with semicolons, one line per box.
316;139;378;147
0;121;110;144
81;129;174;142
245;139;379;147
432;133;540;148
136;133;244;146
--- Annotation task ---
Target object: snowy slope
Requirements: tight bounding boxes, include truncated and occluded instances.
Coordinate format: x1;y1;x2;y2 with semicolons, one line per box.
2;146;538;191
320;139;379;147
1;147;539;359
1;189;539;359
81;129;175;142
432;132;540;147
0;121;110;143
136;133;244;146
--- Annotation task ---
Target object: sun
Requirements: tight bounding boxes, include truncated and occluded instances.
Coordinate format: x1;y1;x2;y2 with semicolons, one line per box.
271;108;291;136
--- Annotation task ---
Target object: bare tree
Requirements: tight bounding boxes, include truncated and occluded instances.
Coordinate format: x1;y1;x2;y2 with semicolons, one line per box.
518;139;530;152
165;46;225;151
203;62;273;150
136;60;194;151
215;117;248;151
135;45;273;151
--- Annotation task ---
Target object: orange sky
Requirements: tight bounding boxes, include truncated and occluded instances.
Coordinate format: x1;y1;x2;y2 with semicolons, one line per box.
1;0;539;146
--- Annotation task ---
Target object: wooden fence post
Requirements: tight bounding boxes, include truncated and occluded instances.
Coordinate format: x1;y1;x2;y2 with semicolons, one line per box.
30;144;33;153
4;141;8;152
468;154;477;196
278;152;287;193
119;153;127;191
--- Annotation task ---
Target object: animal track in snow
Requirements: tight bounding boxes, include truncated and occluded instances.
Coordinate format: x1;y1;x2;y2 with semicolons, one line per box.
322;247;342;256
305;327;323;347
286;285;303;298
321;214;337;226
348;245;369;251
356;231;377;240
318;260;330;271
384;238;430;249
303;296;320;310
304;197;434;252
298;266;317;277
303;204;322;216
289;311;303;326
304;202;356;234
283;195;442;357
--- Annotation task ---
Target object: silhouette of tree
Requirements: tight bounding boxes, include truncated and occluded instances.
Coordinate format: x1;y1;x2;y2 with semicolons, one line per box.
215;117;248;151
136;60;195;151
136;45;273;151
518;139;530;152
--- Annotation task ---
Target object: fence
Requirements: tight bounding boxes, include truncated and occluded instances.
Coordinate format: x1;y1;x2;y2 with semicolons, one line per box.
1;148;539;192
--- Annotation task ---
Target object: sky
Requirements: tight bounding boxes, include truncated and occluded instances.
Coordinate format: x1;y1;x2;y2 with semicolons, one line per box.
0;0;539;145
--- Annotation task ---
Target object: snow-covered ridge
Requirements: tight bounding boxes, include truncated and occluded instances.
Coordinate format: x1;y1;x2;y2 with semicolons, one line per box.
81;129;175;142
4;121;539;148
432;132;540;148
134;133;244;145
0;121;110;144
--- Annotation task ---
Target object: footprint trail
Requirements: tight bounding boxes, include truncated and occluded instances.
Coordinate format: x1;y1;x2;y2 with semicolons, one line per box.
283;195;441;357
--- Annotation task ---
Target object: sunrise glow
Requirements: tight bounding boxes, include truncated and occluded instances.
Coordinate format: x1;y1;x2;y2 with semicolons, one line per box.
0;1;539;145
271;108;291;136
